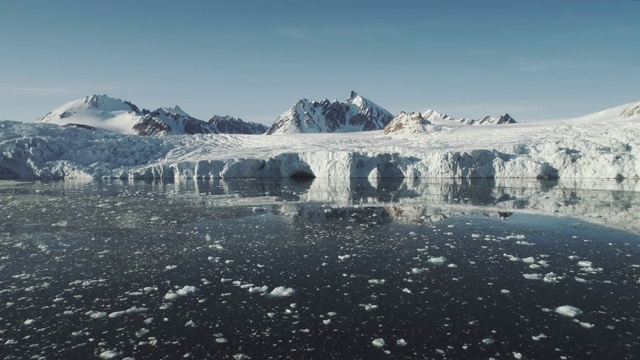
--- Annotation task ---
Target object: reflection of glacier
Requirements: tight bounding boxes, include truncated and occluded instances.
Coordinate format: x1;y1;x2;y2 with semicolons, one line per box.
258;178;640;234
35;177;637;235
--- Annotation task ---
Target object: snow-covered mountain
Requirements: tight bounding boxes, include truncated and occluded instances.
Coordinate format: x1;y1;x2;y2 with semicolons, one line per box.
4;99;639;181
381;112;431;135
208;115;268;134
35;95;142;134
621;102;640;118
265;91;393;134
35;95;266;135
132;106;213;135
422;109;516;125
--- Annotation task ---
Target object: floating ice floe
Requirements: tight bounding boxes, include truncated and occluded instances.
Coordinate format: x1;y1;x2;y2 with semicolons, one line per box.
396;339;407;346
427;256;447;265
555;305;583;317
372;338;385;348
164;285;200;300
99;350;122;359
579;322;595;329
361;303;378;311
248;285;269;294
108;306;148;318
531;333;548;341
266;286;295;298
368;279;386;285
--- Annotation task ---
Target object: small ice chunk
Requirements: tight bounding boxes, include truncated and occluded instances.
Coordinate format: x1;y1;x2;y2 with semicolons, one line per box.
427;256;447;265
23;319;35;325
500;289;510;294
361;304;378;311
531;333;548;341
164;286;200;300
90;311;108;319
396;339;407;346
135;328;150;338
402;288;412;294
481;338;495;345
185;320;196;327
372;338;385;348
579;322;595;329
165;265;177;270
555;305;583;317
267;286;295;298
108;306;148;318
99;350;121;359
368;279;386;285
523;273;543;280
411;268;425;274
323;319;331;325
248;286;268;294
215;337;228;344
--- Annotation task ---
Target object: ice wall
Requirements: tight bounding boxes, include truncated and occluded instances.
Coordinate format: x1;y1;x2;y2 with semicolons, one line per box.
1;120;638;180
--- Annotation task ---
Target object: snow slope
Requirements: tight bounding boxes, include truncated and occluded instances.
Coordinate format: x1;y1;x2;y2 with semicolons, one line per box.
35;95;141;134
265;91;393;134
422;109;517;126
3;101;639;180
381;112;431;135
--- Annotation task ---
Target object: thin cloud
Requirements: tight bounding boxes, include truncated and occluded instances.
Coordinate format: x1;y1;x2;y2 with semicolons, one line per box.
273;26;309;40
518;58;609;72
0;86;76;95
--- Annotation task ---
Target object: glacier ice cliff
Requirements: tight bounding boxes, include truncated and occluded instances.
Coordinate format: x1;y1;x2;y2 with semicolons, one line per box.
1;111;639;180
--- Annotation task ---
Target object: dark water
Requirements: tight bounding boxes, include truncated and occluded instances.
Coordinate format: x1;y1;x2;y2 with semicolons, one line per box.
0;178;639;359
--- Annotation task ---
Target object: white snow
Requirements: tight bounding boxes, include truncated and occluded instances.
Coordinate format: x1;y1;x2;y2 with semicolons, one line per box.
2;100;639;180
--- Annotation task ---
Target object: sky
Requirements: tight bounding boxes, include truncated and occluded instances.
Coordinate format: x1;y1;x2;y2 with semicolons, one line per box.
1;0;639;125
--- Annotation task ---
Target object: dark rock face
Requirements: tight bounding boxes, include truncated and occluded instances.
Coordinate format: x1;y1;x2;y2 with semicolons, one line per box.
621;103;640;118
132;109;213;136
208;115;268;134
265;91;393;134
133;110;267;136
62;123;97;131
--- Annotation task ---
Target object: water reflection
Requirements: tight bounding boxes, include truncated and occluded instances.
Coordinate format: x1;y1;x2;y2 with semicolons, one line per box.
6;177;637;233
1;178;639;359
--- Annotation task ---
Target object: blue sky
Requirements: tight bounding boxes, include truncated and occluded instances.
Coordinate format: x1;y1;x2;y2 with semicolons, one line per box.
1;0;639;124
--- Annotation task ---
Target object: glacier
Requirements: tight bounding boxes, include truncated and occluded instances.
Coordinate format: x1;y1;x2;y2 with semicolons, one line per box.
1;101;639;180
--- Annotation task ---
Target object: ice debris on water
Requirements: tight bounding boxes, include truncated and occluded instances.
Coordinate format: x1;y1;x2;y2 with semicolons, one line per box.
99;350;122;359
396;339;407;346
108;306;148;318
531;333;548;341
427;256;447;265
555;305;583;317
164;286;200;300
372;338;385;348
266;286;295;298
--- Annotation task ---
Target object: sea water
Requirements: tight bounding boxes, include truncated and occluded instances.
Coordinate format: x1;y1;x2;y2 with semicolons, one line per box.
0;178;639;359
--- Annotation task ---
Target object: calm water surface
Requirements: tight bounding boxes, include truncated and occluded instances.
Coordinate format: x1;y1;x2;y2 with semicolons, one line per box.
0;178;639;359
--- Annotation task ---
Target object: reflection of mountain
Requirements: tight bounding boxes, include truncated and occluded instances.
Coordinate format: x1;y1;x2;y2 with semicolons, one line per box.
30;178;640;235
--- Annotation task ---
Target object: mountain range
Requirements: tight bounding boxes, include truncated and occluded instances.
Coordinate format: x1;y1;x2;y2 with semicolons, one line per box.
265;91;394;134
35;91;638;137
35;95;268;135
